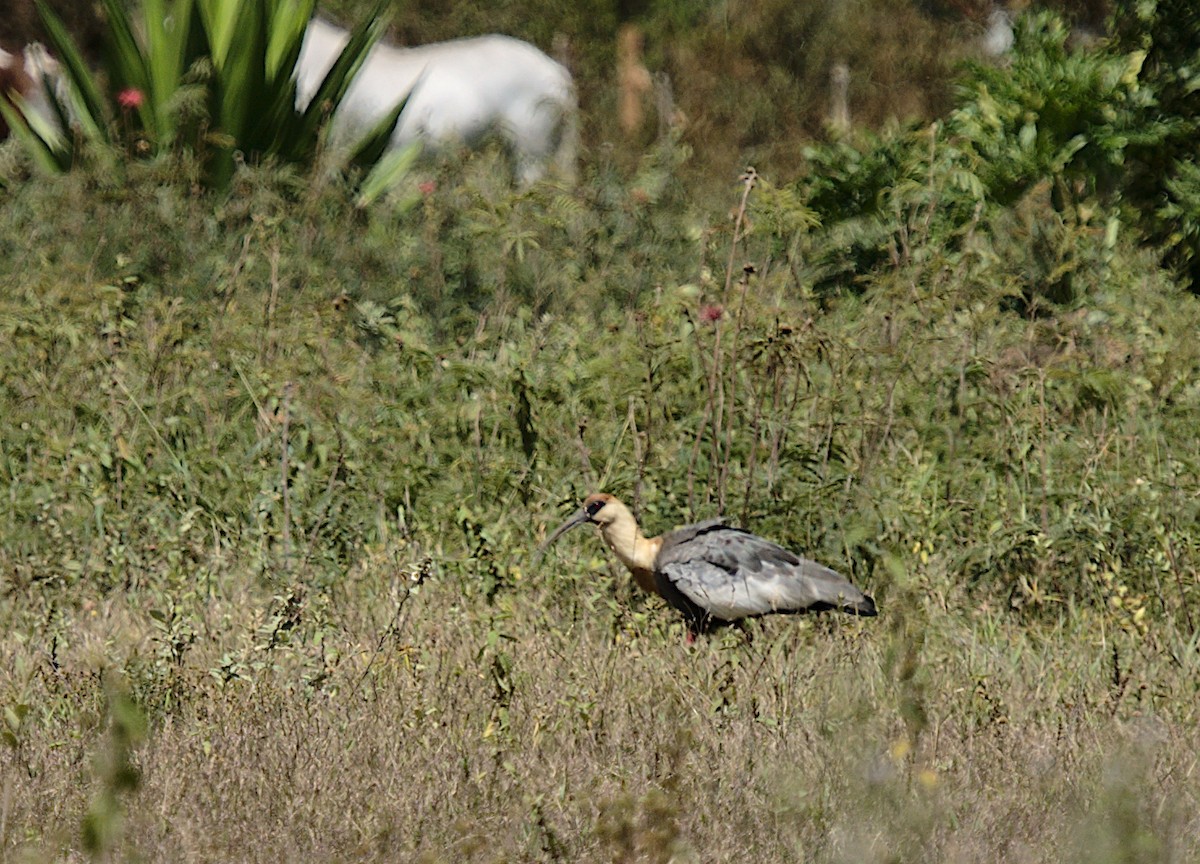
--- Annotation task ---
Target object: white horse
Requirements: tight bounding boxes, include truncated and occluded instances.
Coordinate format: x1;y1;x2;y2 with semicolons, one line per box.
0;42;64;139
297;18;578;186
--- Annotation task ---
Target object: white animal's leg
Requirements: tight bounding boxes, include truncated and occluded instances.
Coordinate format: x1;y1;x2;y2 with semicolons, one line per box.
21;44;63;128
552;92;579;183
504;92;575;186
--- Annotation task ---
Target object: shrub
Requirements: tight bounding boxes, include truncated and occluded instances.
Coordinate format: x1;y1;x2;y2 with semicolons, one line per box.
2;0;407;192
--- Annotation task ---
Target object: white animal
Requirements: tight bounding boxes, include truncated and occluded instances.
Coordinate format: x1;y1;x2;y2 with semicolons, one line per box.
296;17;578;186
0;43;64;139
982;6;1015;57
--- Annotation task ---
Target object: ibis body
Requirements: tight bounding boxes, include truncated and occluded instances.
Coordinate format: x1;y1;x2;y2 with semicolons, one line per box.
542;493;877;633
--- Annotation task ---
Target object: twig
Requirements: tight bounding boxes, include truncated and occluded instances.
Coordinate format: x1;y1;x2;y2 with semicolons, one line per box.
280;382;294;572
685;309;714;517
1164;534;1195;637
263;242;282;361
712;168;759;512
629;398;645;516
353;558;432;697
221;231;254;312
720;261;757;514
636;311;656;480
740;321;779;525
724;168;759;297
575;420;596;486
1037;368;1050;538
302;422;348;568
689;168;759;516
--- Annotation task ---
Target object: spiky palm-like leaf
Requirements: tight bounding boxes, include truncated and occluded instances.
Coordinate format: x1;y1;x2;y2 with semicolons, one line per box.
15;0;408;194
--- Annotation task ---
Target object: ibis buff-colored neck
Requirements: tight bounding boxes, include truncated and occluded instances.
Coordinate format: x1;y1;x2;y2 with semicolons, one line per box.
596;502;662;594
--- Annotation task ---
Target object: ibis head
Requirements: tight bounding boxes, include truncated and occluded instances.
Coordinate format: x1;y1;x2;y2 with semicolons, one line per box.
540;494;661;593
540;492;878;633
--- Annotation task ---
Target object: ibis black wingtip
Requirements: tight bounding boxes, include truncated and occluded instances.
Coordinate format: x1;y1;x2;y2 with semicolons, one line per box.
852;596;878;617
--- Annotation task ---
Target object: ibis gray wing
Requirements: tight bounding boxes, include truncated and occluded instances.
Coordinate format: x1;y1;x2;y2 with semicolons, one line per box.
657;523;873;621
659;517;727;547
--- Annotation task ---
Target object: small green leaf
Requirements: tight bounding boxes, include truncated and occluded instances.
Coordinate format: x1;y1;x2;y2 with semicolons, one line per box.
355;142;421;208
4;704;29;732
1018;122;1037;151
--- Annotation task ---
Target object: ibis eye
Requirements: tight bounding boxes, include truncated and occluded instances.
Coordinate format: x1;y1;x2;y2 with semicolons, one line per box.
585;499;605;517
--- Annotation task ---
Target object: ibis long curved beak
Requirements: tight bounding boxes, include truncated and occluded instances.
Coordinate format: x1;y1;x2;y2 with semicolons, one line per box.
532;506;592;567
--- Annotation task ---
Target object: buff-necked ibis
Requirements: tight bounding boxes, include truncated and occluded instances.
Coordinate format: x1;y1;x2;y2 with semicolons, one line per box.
541;493;877;633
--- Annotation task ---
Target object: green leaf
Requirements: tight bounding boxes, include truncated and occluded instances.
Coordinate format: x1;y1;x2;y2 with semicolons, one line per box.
139;0;197;142
265;0;316;76
199;0;241;68
24;0;404;191
216;0;266;136
99;0;152;124
203;1;267;188
347;88;413;171
3;704;29;732
356;141;420;208
0;99;68;173
1018;122;1037;151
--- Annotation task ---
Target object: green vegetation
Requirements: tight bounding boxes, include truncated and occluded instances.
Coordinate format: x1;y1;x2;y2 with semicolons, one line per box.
1;2;1199;861
2;0;405;191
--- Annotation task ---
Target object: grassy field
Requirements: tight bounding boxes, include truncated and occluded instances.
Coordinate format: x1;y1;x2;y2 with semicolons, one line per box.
7;569;1199;862
2;46;1200;860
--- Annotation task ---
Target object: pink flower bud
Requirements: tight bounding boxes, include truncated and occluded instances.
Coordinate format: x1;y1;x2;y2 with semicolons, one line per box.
118;88;144;110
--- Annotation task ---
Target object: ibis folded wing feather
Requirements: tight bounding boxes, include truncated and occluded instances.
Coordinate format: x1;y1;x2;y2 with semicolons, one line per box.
656;523;874;622
658;517;727;549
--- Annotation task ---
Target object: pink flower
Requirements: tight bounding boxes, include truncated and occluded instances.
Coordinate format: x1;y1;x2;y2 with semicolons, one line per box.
418;180;436;196
699;304;723;323
117;88;144;110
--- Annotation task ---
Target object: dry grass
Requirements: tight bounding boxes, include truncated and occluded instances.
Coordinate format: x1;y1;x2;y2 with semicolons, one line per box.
4;546;1198;863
